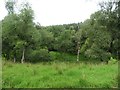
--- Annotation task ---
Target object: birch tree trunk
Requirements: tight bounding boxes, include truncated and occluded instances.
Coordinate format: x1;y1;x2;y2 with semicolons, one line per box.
77;41;80;62
21;48;25;63
14;57;16;63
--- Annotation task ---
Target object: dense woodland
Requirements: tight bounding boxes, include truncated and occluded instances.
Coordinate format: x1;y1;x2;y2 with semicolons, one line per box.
1;0;120;63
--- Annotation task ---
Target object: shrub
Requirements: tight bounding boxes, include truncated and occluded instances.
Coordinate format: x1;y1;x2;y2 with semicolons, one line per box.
26;48;50;62
49;51;57;60
108;57;118;64
49;51;62;61
84;44;111;61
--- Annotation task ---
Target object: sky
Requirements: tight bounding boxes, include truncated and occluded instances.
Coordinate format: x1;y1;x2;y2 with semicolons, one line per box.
0;0;108;26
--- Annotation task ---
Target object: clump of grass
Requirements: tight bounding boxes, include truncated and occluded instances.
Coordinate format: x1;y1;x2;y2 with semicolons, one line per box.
57;69;63;75
40;76;50;81
52;62;67;75
78;78;89;87
32;69;38;76
54;65;64;75
26;63;32;67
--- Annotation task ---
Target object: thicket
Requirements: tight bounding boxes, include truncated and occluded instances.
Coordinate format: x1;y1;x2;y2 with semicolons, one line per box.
1;0;120;63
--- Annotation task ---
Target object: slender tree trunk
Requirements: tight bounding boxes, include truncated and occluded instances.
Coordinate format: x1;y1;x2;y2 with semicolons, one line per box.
13;52;16;63
21;48;25;63
14;57;16;63
77;41;80;62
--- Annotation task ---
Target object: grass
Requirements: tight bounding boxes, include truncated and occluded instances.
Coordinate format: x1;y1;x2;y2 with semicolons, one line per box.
2;60;118;88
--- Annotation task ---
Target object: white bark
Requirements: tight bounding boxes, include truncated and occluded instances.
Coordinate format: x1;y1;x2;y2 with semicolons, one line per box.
21;48;25;63
14;57;16;63
77;41;80;62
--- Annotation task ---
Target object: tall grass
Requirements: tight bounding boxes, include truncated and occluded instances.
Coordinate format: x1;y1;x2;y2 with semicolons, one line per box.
2;60;118;88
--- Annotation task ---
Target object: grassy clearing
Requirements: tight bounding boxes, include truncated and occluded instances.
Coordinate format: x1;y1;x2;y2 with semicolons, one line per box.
2;60;118;88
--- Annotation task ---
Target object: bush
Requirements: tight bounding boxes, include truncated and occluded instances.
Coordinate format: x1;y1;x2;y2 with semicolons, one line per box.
108;57;118;64
49;51;61;61
84;44;111;61
49;51;57;60
26;48;50;62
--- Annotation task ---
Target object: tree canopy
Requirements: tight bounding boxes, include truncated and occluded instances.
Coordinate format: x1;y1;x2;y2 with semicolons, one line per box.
2;0;119;63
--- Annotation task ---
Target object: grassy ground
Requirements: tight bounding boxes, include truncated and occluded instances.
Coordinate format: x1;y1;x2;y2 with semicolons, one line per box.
2;60;118;88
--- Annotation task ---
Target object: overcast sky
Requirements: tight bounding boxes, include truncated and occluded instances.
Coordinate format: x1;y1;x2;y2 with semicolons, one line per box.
0;0;108;26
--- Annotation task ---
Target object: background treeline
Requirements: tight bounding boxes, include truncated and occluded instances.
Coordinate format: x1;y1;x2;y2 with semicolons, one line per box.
1;0;120;63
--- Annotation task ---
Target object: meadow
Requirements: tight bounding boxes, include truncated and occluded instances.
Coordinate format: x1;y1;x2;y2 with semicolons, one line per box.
2;0;119;89
2;60;118;88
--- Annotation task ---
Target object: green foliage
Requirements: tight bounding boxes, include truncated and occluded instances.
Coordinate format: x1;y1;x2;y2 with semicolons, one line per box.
5;0;16;14
2;2;40;62
80;11;113;60
2;0;119;62
49;51;58;60
1;0;119;89
49;51;78;62
56;30;75;53
80;38;91;53
108;57;118;64
84;43;111;61
26;48;50;62
39;29;54;50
